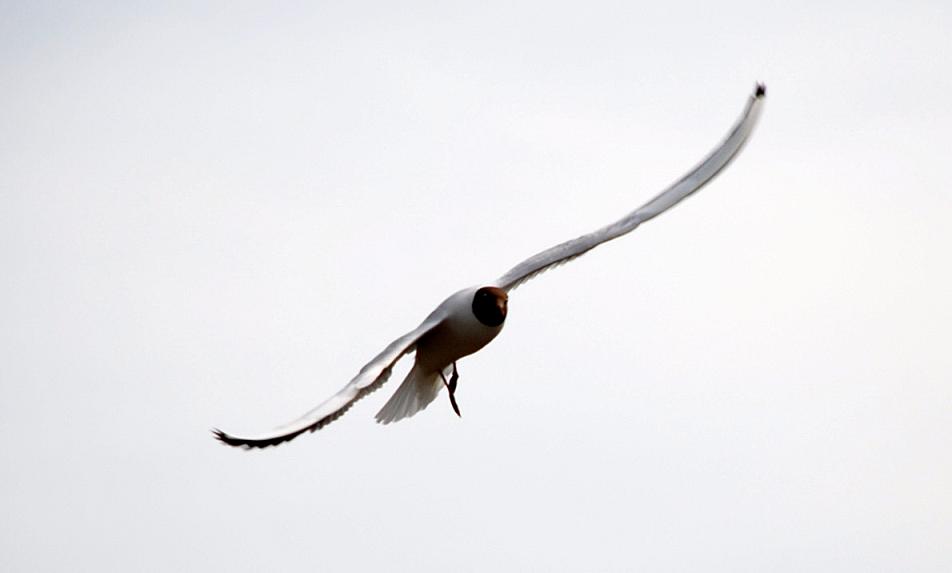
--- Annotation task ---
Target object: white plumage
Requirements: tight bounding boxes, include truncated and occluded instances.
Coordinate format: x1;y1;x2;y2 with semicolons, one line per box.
214;84;766;449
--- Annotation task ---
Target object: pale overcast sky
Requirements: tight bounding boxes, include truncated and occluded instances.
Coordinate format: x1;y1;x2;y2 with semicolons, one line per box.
2;1;950;571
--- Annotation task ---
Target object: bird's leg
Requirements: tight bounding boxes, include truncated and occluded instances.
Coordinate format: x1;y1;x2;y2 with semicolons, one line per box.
440;362;462;418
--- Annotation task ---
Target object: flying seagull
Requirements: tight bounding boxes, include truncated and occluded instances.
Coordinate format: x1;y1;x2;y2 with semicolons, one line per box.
214;83;766;449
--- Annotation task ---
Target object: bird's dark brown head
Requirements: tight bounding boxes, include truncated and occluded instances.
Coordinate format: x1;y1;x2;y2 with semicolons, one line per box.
472;286;508;327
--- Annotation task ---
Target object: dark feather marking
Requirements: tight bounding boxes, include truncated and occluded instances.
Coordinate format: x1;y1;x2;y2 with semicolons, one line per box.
212;367;394;449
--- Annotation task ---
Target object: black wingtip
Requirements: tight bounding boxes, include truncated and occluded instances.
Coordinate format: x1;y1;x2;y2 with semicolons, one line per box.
211;425;314;450
212;428;254;449
212;428;240;447
755;83;766;98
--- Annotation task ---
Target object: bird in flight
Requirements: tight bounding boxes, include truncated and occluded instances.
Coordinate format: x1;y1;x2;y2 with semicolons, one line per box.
214;84;767;449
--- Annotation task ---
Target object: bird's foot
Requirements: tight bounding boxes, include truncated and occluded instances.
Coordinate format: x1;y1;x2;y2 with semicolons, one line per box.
441;362;462;418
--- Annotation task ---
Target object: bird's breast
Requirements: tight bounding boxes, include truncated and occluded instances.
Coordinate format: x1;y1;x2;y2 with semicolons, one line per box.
414;307;504;372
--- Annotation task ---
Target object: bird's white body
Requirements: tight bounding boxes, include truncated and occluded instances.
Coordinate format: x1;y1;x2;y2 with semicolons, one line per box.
375;286;505;424
214;84;767;448
414;287;505;372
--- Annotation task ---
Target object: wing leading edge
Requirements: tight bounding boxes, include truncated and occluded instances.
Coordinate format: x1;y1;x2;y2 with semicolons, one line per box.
494;83;766;292
213;311;447;448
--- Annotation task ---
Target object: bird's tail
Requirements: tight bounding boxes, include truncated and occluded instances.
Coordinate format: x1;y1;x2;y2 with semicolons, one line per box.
375;363;446;425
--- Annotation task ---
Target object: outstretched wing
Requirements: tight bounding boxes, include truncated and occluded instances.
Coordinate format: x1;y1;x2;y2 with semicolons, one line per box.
213;310;448;449
495;83;766;292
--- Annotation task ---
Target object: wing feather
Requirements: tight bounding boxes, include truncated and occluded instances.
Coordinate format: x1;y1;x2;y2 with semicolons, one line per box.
213;311;447;449
495;84;766;292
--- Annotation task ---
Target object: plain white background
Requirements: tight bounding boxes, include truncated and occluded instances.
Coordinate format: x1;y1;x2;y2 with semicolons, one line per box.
2;1;950;571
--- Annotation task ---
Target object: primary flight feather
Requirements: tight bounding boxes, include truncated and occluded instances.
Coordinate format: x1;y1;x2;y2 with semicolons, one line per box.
214;84;766;449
